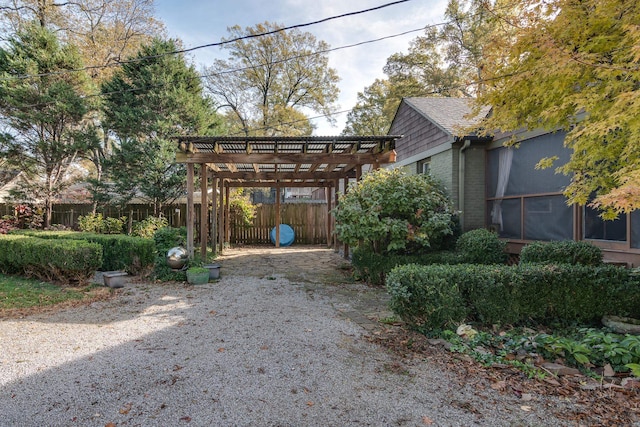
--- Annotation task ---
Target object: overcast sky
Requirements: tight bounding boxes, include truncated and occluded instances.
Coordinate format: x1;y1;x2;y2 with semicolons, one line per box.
154;0;448;135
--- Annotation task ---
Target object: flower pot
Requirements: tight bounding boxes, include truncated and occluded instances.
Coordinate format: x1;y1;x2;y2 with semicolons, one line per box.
186;268;209;285
203;263;221;280
103;271;128;288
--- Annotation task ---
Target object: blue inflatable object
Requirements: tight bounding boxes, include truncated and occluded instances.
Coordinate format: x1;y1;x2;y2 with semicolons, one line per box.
270;224;295;247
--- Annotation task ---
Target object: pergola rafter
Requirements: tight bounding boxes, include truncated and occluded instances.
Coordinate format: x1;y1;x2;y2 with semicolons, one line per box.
174;135;400;258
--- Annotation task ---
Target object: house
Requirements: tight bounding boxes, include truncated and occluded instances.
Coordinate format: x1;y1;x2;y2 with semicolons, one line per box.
389;97;640;267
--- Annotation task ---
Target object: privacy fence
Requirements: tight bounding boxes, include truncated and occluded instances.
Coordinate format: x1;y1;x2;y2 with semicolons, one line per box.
1;202;331;246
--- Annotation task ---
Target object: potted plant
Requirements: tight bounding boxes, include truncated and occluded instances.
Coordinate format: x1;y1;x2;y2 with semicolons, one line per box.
186;266;210;285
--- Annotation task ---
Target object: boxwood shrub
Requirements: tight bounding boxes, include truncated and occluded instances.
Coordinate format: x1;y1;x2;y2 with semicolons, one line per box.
456;228;507;264
386;263;640;330
351;246;461;286
386;263;468;331
519;240;603;266
0;234;102;283
13;230;154;274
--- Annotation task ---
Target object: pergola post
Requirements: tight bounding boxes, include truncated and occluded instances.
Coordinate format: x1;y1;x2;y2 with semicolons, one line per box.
325;185;332;248
218;177;224;254
343;176;349;259
333;179;339;251
200;163;208;260
211;176;217;257
186;163;195;258
224;184;230;246
275;186;281;248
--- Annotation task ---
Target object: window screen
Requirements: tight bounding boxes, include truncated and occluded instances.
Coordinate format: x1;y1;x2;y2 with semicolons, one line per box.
524;196;573;241
584;207;626;241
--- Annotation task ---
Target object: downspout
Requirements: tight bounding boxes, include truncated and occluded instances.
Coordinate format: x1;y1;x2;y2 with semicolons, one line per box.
458;139;471;231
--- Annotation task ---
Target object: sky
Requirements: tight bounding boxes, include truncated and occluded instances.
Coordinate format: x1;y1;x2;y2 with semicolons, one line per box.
154;0;448;135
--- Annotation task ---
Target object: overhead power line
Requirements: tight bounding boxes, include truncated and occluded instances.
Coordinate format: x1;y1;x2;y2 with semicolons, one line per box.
1;0;413;81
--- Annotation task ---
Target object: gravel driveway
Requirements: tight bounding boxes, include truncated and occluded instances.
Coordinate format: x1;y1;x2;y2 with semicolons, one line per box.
1;246;571;426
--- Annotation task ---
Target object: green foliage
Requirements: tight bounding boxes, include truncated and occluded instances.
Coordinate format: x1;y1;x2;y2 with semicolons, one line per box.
386;263;468;331
0;234;101;283
456;228;507;264
101;38;221;214
519;240;603;266
132;216;169;239
77;213;126;234
229;190;256;227
351;245;461;286
476;0;640;214
0;24;96;227
334;168;456;255
152;226;187;281
386;263;640;331
12;230;154;274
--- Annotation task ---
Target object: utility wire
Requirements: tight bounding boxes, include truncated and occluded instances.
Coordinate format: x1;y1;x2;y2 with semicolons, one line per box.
0;0;412;80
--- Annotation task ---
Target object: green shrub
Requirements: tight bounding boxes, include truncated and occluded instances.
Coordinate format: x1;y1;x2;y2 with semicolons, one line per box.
77;213;126;234
11;230;154;274
132;216;169;239
333;168;456;255
0;234;102;283
152;226;188;281
351;246;462;286
456;228;507;264
519;240;603;266
385;263;640;331
386;263;468;331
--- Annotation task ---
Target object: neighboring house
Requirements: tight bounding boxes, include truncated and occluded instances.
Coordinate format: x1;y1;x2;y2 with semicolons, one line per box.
389;97;640;267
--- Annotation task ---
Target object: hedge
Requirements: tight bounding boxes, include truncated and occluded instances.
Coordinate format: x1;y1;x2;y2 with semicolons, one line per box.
0;234;102;283
386;263;640;330
519;240;603;266
13;230;155;274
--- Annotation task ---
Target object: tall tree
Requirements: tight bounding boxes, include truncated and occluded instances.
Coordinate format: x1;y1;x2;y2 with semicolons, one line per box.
343;0;514;135
475;0;640;216
203;22;340;136
101;38;221;215
0;23;96;227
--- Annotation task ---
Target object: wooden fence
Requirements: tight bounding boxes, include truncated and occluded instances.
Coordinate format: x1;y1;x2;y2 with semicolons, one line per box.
231;203;329;245
2;202;331;246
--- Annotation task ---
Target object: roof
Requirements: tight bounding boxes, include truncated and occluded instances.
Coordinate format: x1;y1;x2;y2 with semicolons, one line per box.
403;97;490;137
175;135;400;187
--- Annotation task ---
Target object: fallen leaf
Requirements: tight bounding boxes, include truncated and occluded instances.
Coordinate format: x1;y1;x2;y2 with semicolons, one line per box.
105;424;116;427
173;365;183;371
209;310;216;315
490;380;507;391
520;405;533;412
603;364;615;377
180;416;192;422
119;403;132;415
217;348;225;352
260;345;269;350
306;401;314;407
521;393;533;402
422;415;434;425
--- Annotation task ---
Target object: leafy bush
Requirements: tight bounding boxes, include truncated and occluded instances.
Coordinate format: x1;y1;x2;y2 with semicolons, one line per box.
12;230;154;274
351;245;461;286
519;240;603;265
386;263;640;330
152;226;187;281
77;213;126;234
0;234;102;283
229;189;256;227
132;216;169;239
456;228;507;264
386;263;468;331
333;168;456;255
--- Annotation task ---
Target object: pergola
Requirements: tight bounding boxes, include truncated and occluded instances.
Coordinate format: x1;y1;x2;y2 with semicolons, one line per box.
174;135;400;258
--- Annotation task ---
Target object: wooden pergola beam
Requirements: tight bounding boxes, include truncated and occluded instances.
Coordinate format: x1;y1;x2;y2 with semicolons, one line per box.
209;171;355;180
175;151;395;165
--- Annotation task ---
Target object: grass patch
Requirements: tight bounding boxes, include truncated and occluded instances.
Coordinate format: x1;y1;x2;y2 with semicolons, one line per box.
0;273;112;316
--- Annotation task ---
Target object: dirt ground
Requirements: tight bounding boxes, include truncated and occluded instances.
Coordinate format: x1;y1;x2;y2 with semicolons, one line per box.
215;244;395;332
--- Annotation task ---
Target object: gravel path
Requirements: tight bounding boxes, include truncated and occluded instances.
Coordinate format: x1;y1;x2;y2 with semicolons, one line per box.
1;248;571;426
